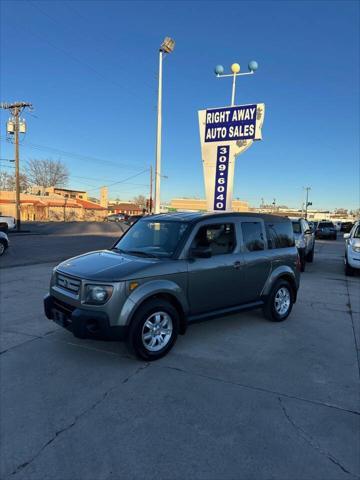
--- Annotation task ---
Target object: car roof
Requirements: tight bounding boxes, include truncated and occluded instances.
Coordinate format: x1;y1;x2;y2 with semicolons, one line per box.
143;211;291;224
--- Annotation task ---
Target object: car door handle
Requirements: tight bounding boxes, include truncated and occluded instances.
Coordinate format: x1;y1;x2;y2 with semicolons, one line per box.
233;261;241;269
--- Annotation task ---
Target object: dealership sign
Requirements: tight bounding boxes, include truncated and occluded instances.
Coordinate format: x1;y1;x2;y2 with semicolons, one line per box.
198;103;265;211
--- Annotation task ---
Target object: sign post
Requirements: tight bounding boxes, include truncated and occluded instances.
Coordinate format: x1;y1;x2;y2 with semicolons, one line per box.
198;62;265;212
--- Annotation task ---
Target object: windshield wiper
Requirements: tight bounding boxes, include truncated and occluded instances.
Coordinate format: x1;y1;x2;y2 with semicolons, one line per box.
111;247;125;253
123;250;159;258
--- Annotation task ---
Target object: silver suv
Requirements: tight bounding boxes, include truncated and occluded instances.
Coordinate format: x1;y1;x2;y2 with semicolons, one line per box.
44;213;300;360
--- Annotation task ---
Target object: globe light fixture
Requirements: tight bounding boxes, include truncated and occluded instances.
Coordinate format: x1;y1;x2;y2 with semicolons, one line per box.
214;65;224;75
248;60;258;72
214;59;259;105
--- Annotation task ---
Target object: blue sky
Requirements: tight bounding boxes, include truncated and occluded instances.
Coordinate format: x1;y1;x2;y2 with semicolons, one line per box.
1;0;359;210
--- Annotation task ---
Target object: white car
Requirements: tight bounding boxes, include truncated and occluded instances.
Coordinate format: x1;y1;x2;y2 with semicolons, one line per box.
0;231;9;256
0;216;16;230
344;221;360;275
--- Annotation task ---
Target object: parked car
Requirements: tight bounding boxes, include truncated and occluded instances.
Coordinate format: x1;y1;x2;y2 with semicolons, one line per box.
341;222;354;233
0;216;16;231
44;213;300;360
344;220;360;276
290;217;315;272
104;213;127;222
315;221;337;240
0;231;9;256
125;215;143;226
333;221;342;231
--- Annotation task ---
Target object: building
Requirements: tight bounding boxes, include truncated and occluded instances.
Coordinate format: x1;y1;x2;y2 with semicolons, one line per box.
0;189;107;221
170;198;249;212
108;202;143;215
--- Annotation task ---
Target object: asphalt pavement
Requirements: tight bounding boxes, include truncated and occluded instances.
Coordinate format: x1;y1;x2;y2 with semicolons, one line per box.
0;225;359;480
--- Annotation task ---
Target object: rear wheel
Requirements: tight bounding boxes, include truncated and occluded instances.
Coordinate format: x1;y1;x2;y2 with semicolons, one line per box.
263;280;294;322
306;246;314;263
0;240;7;256
126;299;179;361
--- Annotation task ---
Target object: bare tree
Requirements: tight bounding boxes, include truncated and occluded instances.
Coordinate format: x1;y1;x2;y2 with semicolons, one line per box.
27;159;69;188
133;195;146;208
0;171;29;192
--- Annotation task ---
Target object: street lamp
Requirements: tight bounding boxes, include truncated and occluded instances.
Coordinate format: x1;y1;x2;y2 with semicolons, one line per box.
154;36;175;214
214;61;259;106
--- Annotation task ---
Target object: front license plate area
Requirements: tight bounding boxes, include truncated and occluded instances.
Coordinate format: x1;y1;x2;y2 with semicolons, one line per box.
52;308;69;327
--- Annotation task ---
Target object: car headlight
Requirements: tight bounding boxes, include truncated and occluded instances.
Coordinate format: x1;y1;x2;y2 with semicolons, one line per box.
295;238;306;249
84;284;113;305
352;245;360;253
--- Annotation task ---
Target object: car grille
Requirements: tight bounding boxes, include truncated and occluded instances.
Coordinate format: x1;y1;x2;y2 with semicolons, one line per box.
56;273;81;295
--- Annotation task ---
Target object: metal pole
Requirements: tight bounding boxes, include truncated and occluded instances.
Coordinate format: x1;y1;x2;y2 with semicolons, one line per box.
14;108;21;231
305;187;310;220
154;50;163;214
231;73;236;106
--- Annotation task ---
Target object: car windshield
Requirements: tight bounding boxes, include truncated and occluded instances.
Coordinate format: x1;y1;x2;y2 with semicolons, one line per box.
114;220;190;258
292;222;301;234
319;222;334;228
353;226;360;238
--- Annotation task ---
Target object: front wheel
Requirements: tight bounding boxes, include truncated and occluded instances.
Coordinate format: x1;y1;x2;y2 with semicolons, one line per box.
263;280;294;322
126;299;179;361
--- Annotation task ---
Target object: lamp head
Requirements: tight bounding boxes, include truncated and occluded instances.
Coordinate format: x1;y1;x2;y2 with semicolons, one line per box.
160;37;175;53
214;65;224;75
248;60;258;72
231;63;241;74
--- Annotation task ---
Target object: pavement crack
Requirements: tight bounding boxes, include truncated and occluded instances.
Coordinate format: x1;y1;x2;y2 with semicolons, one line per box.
278;397;357;477
160;364;360;416
122;362;150;383
9;382;120;478
345;278;360;380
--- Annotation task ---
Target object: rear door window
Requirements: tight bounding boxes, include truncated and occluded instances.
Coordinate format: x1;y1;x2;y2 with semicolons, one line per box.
266;222;295;249
241;222;265;252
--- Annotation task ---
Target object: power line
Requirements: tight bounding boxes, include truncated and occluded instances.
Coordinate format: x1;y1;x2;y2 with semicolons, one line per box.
86;169;149;192
0;136;147;171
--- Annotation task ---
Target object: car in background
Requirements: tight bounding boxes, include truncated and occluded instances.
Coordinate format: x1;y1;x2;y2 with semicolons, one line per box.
0;231;9;256
315;221;337;240
0;216;16;231
344;221;360;276
291;217;315;271
341;222;354;233
104;213;128;223
124;215;143;226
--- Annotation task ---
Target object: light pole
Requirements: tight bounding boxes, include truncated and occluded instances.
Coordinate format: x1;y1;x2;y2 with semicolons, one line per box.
304;186;312;220
154;37;175;214
214;60;259;106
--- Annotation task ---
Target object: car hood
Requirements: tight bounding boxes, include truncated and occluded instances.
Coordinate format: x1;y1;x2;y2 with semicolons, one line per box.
56;250;160;282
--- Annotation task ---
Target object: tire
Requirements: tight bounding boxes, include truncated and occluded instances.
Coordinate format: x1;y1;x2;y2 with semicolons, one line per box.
0;240;7;256
299;250;306;272
306;246;314;263
345;258;354;276
126;299;179;361
263;280;294;322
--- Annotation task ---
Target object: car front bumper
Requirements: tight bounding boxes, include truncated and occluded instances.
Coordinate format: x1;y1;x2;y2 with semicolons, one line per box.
44;294;128;340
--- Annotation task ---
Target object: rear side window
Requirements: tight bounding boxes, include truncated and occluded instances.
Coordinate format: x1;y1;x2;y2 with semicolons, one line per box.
241;222;265;252
266;222;295;249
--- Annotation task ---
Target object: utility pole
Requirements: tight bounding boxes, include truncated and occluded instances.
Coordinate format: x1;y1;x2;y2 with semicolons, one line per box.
304;186;312;220
149;165;153;214
0;102;33;231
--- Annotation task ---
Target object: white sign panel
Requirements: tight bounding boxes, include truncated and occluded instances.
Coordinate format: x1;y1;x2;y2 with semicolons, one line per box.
198;103;265;211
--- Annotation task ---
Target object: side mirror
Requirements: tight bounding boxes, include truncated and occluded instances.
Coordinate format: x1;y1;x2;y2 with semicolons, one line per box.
343;233;350;239
190;246;212;258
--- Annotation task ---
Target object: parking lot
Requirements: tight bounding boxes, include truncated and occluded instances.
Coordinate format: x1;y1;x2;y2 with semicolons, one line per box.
1;223;359;480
